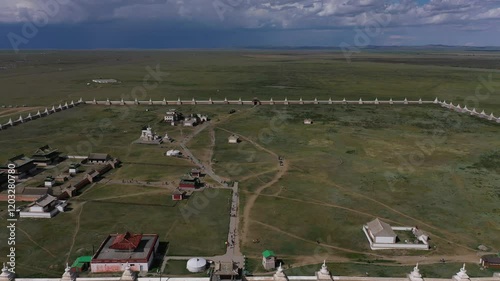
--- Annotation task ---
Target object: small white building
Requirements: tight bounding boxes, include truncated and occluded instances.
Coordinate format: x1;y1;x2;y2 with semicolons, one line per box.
19;194;66;218
183;117;198;127
44;176;55;187
304;119;313;125
166;150;182;157
164;109;181;124
228;135;240;144
366;218;397;244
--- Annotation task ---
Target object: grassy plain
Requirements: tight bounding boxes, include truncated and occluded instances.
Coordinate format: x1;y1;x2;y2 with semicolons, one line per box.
1;50;499;113
0;50;500;277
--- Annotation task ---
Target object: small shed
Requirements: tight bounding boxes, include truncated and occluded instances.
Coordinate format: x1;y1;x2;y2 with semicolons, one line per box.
172;189;185;201
481;254;500;269
228;135;240;144
44;176;55;187
190;169;202;178
71;256;92;272
178;178;200;190
262;249;276;270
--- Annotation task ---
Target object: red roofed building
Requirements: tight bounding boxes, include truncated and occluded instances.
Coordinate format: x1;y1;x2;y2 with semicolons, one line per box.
91;232;159;273
109;232;143;251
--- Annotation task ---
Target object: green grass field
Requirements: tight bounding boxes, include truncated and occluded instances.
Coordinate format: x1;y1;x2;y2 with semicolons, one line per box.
0;50;499;278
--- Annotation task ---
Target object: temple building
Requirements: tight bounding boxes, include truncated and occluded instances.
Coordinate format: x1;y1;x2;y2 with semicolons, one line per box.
91;232;159;273
31;145;61;167
19;194;67;218
137;126;163;144
0;155;37;179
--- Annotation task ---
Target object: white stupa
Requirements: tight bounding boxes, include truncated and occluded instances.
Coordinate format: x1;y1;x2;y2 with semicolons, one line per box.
17;115;23;123
389;98;393;104
374;98;379;104
418;98;422;104
61;263;76;281
404;97;408;104
0;263;14;281
7;118;13;126
121;263;136;281
452;264;470;281
273;263;288;281
433;97;439;104
316;261;332;280
358;98;363;104
489;113;495;121
342;98;346;103
471;108;477;115
408;263;423;281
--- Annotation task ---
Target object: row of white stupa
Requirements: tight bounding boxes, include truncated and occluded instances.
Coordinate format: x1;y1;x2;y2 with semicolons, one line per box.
0;261;495;281
0;99;83;130
87;97;433;105
440;100;500;123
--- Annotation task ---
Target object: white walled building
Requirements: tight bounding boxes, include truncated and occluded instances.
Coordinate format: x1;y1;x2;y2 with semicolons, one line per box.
366;218;397;244
19;194;66;218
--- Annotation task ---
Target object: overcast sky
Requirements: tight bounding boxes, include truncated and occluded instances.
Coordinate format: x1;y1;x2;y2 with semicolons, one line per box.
1;0;500;49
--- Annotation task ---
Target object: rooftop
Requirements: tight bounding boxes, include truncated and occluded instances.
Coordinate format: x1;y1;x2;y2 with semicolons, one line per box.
109;232;143;250
32;194;58;207
33;145;59;156
262;250;275;258
88;153;111;161
92;233;158;262
4;154;34;167
366;218;397;238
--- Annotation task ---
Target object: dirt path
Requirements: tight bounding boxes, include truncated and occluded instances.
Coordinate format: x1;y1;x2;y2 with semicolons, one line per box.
253;192;475;254
216;127;290;246
327;181;477;252
252;219;482;265
17;227;57;258
66;201;86;264
252;219;381;256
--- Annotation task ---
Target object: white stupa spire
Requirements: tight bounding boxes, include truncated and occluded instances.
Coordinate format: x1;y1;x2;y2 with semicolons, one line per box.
408;263;423;281
0;263;14;281
453;263;470;280
61;263;76;281
121;263;136;281
273;263;288;281
433;97;439;103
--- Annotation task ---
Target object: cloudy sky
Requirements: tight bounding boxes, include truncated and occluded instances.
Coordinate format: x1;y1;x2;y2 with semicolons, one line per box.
1;0;500;49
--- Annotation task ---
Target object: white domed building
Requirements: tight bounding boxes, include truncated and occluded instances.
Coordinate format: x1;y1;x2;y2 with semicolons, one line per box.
186;258;207;273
